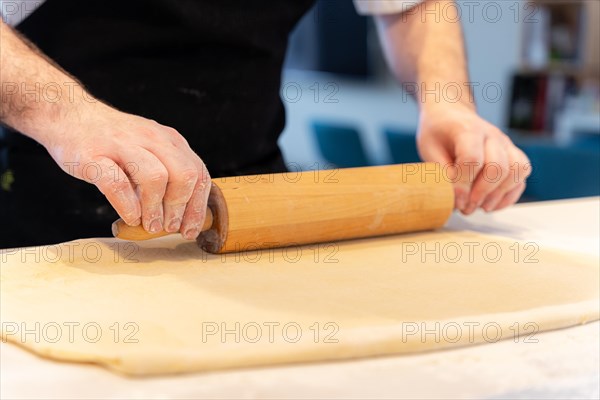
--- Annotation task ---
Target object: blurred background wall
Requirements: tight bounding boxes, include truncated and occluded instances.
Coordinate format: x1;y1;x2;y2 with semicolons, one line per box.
280;0;600;201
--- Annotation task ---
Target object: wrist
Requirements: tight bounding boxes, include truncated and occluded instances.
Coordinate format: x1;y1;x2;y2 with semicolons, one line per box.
16;88;104;149
419;96;477;116
411;77;477;114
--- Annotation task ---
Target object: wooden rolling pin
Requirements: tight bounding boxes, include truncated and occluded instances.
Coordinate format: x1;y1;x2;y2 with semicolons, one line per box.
112;163;454;253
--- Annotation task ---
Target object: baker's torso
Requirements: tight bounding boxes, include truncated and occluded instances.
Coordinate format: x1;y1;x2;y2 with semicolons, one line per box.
13;0;316;175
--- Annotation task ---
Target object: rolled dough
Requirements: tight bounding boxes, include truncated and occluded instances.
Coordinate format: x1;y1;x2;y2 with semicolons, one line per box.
1;230;598;376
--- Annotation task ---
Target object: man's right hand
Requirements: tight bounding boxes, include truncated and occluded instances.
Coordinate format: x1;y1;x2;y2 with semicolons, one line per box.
0;20;211;240
46;103;212;240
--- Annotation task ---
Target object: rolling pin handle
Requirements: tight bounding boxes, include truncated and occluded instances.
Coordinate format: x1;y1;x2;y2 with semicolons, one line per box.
112;208;214;241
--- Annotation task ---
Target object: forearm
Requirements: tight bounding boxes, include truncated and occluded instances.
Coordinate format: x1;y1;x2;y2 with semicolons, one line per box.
0;20;101;147
375;0;475;111
374;1;530;214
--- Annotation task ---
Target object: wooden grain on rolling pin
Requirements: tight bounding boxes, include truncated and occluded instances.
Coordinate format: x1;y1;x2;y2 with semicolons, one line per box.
113;163;454;254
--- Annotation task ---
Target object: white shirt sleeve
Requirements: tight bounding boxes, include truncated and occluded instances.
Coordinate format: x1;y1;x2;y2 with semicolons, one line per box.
1;0;46;26
353;0;424;15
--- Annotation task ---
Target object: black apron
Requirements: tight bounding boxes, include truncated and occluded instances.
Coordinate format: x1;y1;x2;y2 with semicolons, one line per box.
0;0;315;248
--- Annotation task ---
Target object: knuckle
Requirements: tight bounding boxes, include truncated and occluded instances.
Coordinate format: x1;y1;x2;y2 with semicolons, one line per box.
503;180;520;193
188;204;206;215
494;162;510;179
471;185;493;200
511;146;528;161
165;126;179;136
141;128;159;140
163;206;187;224
142;203;163;218
108;179;130;194
164;169;198;203
458;155;482;165
164;190;191;205
178;168;198;185
120;206;141;221
492;128;508;140
96;170;127;191
167;128;188;145
181;214;203;230
145;170;168;185
77;148;96;162
517;157;533;179
185;201;207;218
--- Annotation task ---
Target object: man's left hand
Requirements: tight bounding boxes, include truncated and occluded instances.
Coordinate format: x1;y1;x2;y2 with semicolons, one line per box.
417;104;532;215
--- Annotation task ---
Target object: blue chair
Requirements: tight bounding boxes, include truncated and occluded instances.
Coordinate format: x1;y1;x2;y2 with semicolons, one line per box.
571;130;600;151
312;122;370;168
520;143;600;200
384;128;421;164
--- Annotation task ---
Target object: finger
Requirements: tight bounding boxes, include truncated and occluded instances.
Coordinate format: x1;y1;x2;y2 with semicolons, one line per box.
492;182;526;211
511;147;533;183
118;148;168;233
463;136;509;215
418;131;483;212
417;137;460;190
417;134;453;165
144;134;199;233
481;146;530;212
418;140;464;211
180;159;211;240
87;157;141;226
453;133;485;211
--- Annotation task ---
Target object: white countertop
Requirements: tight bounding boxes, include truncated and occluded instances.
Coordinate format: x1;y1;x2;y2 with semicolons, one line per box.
2;197;599;399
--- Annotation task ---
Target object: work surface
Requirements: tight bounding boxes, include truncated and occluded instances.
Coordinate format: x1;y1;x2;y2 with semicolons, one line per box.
2;197;599;399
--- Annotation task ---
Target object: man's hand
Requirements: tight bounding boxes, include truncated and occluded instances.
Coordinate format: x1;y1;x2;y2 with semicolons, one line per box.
0;20;210;239
46;103;211;239
374;0;531;214
417;104;531;215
